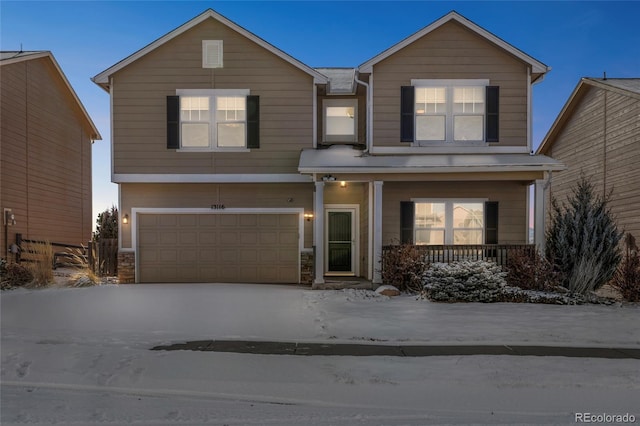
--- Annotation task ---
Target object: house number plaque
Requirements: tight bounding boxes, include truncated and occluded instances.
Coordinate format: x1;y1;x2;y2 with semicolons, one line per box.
211;204;226;210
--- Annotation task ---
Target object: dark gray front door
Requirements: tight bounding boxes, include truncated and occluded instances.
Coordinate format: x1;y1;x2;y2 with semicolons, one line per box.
327;210;353;274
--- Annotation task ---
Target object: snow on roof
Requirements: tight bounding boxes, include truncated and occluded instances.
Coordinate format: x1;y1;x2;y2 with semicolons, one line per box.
0;50;47;61
315;68;356;94
299;145;565;174
586;78;640;95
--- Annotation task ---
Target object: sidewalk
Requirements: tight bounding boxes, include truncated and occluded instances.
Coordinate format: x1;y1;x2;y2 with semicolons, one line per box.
152;340;640;359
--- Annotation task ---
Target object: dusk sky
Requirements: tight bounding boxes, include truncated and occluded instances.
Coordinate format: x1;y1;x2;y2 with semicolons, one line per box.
1;1;639;221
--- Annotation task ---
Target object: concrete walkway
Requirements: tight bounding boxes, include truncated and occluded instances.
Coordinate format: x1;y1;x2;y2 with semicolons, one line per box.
152;340;640;359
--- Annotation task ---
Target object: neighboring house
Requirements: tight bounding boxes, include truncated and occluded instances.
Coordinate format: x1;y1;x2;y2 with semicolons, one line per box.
1;51;101;257
92;9;563;286
537;77;640;243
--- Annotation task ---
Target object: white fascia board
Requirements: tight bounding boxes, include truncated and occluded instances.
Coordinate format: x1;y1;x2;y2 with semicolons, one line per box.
298;165;567;174
92;9;328;88
113;173;313;184
370;146;531;155
359;11;548;75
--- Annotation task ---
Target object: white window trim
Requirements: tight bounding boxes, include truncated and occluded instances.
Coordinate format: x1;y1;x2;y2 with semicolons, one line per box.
411;79;489;147
322;98;358;143
176;88;250;152
202;40;223;68
411;198;488;245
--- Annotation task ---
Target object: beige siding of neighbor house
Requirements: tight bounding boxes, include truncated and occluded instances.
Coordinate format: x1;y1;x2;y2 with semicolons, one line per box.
372;20;529;147
382;181;529;244
119;183;314;249
548;86;640;241
111;19;315;176
0;57;93;248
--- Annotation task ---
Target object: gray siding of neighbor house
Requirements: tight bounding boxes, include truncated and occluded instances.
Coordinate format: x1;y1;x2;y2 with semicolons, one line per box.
1;57;92;247
548;85;640;241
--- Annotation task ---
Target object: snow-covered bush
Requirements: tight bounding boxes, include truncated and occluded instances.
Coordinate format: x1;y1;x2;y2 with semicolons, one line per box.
546;176;622;294
422;260;507;303
381;244;429;293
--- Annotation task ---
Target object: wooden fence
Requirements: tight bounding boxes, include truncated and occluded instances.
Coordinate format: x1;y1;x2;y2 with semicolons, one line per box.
382;244;536;269
15;234;118;276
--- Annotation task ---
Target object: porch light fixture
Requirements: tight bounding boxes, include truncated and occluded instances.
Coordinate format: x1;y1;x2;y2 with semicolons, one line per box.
322;174;336;182
3;209;16;226
122;214;129;225
304;213;314;221
340;181;347;188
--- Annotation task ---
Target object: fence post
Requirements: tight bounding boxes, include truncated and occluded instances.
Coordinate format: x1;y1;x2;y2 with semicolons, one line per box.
15;233;22;263
88;241;95;273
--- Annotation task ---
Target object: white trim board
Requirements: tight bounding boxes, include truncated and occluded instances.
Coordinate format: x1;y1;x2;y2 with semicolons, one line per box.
113;174;313;183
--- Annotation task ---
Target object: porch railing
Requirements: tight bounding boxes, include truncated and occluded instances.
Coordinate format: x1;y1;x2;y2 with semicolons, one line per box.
382;244;536;268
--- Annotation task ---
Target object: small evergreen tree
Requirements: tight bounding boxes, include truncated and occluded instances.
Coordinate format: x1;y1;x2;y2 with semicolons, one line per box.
93;206;118;241
545;176;622;294
611;233;640;302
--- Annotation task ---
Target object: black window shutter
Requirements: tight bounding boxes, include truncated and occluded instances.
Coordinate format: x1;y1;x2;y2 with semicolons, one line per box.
400;86;414;142
167;95;180;149
486;86;499;142
484;201;499;244
246;95;260;149
400;201;415;244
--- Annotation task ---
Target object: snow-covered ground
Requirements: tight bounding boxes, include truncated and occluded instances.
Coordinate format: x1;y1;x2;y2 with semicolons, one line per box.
2;284;639;425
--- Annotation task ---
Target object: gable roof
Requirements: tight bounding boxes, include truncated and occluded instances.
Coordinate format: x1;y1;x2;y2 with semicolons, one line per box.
92;9;328;91
315;68;357;94
1;51;102;141
358;11;549;79
537;77;640;155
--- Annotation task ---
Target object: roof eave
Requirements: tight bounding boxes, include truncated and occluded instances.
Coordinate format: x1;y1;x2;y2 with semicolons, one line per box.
92;9;328;89
299;164;567;174
359;11;549;75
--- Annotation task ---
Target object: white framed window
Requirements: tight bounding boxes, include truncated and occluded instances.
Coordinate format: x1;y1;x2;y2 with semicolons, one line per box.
177;89;249;151
323;98;357;143
413;199;486;245
413;79;488;144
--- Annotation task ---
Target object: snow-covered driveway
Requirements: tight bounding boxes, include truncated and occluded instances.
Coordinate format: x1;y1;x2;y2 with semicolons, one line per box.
2;284;639;425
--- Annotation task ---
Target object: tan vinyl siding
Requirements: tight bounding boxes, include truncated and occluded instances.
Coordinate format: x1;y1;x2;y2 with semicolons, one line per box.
120;183;314;249
111;19;314;175
382;181;528;244
372;21;528;147
549;86;640;241
0;58;92;247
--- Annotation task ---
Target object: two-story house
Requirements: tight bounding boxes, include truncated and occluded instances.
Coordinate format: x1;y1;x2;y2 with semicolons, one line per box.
1;51;101;256
93;9;563;286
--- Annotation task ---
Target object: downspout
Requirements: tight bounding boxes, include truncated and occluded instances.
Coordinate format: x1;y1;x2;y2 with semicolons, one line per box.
354;72;371;155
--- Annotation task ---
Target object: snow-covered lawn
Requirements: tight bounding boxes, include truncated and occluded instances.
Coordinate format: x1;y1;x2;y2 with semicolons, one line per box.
2;284;639;425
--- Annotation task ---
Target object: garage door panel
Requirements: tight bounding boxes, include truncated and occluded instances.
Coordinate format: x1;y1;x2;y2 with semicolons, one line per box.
138;213;299;283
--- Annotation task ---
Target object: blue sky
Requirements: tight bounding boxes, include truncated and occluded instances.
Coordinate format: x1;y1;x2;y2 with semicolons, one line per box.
2;1;639;222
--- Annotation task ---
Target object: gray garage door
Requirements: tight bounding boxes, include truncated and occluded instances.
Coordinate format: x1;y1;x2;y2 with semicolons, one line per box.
137;213;300;283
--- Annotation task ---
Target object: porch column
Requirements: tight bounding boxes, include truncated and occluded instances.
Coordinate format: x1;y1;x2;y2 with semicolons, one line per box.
372;181;384;286
313;181;325;287
534;175;547;253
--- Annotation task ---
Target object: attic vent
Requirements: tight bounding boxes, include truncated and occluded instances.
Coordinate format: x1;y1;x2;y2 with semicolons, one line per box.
203;40;223;68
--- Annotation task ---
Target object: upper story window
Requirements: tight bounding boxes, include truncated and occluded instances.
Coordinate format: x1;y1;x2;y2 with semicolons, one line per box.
401;80;499;145
323;99;357;143
167;89;259;151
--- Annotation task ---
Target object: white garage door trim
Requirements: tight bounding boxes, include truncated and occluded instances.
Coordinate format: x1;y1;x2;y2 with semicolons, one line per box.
132;207;304;283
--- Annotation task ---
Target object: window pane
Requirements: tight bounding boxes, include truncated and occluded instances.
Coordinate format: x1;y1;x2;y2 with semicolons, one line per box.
415;203;445;227
454;116;483;141
416;116;445;141
326;106;355;136
453;87;484;113
415;87;446;114
217;123;245;147
453;230;483;245
181;97;209;121
416;229;445;245
216;96;246;121
453;203;484;229
181;123;209;147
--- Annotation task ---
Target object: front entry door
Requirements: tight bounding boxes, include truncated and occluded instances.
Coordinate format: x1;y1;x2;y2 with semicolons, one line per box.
326;207;357;276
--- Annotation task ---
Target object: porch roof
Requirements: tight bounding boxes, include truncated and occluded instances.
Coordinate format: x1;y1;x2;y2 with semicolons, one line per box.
298;146;566;174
